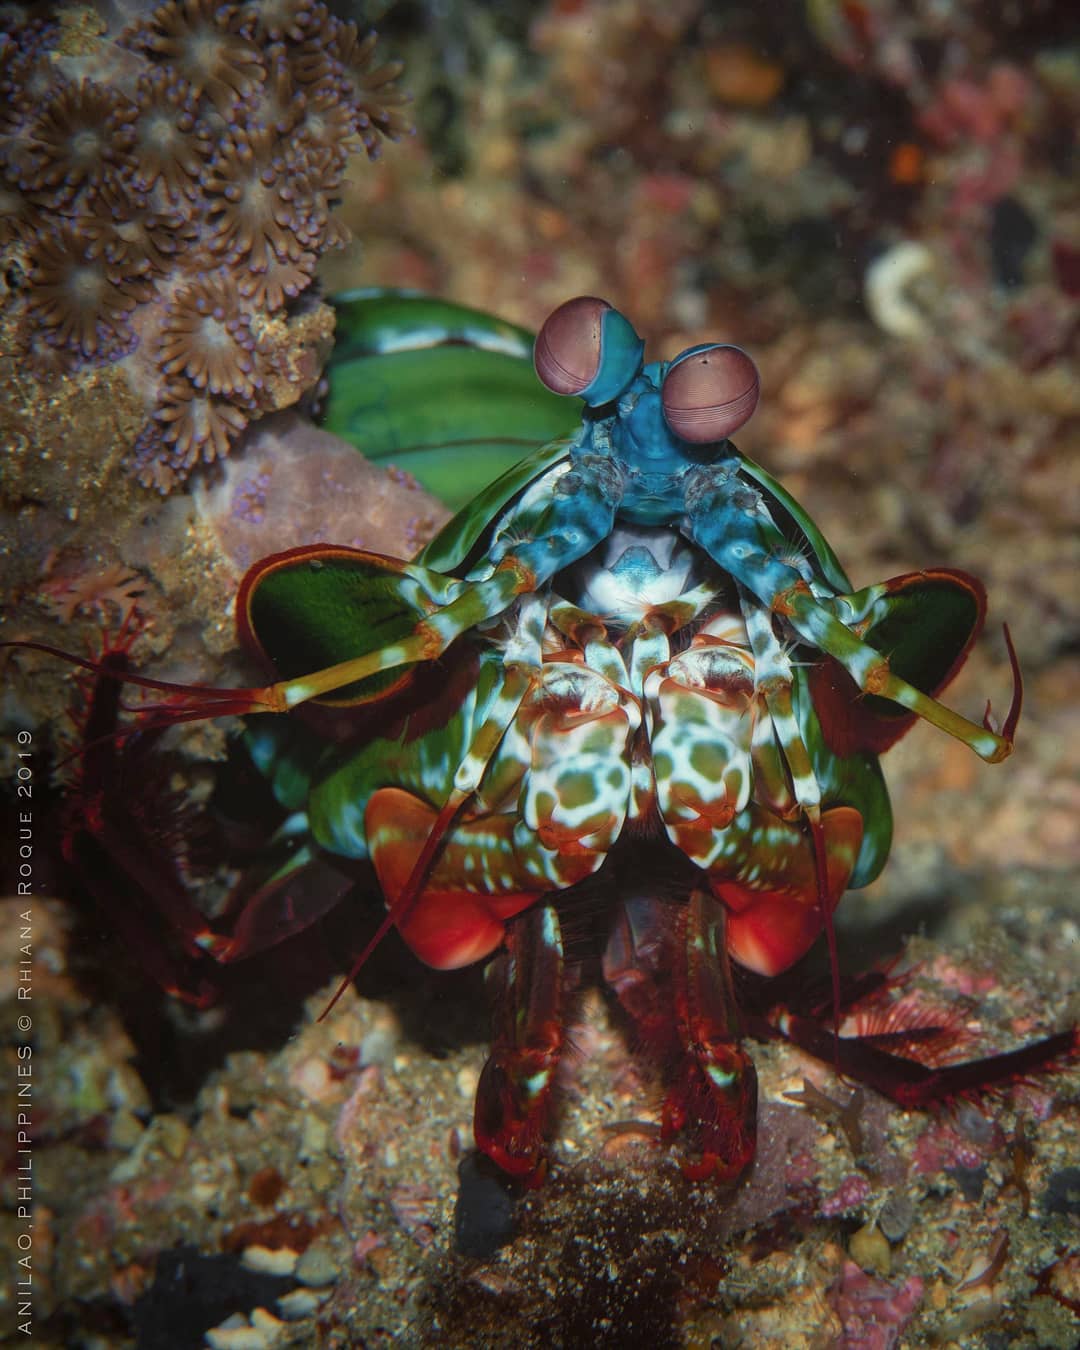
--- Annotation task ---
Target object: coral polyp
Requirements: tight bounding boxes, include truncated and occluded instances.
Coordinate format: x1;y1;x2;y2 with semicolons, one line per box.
155;381;252;469
0;177;39;245
237;0;320;45
158;273;263;398
238;251;317;310
0;0;409;491
205;126;302;269
128;69;208;200
25;222;142;358
134;0;266;115
331;22;412;157
85;180;193;277
25;77;136;203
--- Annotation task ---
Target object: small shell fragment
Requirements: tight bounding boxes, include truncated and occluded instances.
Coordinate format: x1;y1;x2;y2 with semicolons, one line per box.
878;1191;916;1243
864;240;936;339
294;1240;340;1288
957;1231;1009;1292
240;1244;300;1277
849;1220;892;1276
205;1307;287;1349
277;1287;329;1319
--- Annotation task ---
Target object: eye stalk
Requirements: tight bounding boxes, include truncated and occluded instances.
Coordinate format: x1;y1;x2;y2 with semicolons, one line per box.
661;344;760;444
534;296;645;407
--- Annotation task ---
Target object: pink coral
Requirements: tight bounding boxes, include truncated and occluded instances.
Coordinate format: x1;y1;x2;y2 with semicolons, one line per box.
38;562;145;624
829;1261;924;1350
918;66;1032;148
820;1173;872;1217
912;1121;994;1176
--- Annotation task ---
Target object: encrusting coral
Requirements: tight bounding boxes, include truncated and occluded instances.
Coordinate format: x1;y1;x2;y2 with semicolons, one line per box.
0;0;409;491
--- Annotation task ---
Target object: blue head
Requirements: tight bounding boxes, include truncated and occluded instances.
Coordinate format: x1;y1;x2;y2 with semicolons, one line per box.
534;297;761;522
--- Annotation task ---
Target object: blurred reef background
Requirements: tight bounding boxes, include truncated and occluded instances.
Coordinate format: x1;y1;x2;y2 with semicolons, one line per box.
0;1;1078;1346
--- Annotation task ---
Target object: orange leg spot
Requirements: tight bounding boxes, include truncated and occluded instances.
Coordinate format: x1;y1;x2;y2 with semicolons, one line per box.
864;660;891;694
713;806;863;976
365;788;542;970
771;580;812;618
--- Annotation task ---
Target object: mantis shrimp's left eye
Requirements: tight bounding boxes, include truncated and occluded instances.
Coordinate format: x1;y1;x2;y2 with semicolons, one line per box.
661;344;760;443
535;296;645;407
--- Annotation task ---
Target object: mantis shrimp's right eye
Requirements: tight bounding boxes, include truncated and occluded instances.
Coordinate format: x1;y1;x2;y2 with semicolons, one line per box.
661;344;760;444
534;296;611;395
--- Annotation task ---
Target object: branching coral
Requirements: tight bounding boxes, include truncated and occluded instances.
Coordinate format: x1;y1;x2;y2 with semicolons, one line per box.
0;0;410;490
38;560;146;624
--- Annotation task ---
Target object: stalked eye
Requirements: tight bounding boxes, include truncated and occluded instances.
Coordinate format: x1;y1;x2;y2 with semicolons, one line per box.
534;296;610;396
661;344;760;443
534;297;645;407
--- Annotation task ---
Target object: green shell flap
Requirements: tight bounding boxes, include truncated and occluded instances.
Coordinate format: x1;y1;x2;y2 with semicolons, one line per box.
418;437;575;574
810;569;987;757
322;290;581;510
237;544;460;706
331;288;537;361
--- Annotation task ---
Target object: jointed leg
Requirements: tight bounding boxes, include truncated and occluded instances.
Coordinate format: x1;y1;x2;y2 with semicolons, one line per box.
474;903;568;1183
685;474;1018;763
605;890;758;1181
739;587;843;1031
